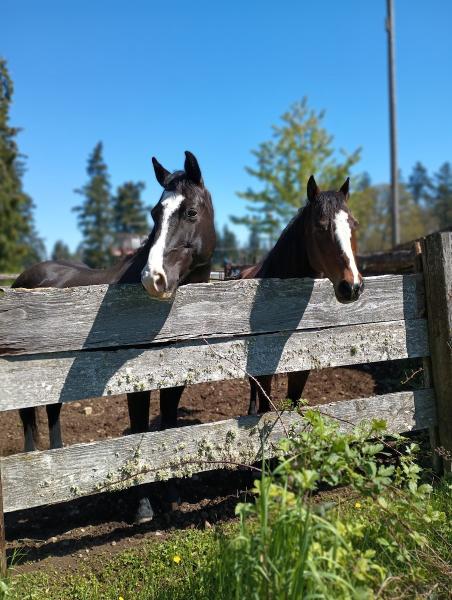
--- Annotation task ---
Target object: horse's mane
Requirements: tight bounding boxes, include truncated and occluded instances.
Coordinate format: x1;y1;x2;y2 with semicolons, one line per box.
251;206;308;278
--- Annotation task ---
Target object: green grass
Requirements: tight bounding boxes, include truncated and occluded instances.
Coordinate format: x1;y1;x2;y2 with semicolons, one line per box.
4;528;223;600
4;484;451;600
3;413;452;600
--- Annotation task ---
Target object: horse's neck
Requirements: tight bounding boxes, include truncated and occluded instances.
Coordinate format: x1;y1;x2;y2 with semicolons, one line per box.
256;209;317;279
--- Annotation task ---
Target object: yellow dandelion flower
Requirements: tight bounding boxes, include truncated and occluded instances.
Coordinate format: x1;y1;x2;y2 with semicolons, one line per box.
173;554;181;564
119;596;125;600
354;501;362;509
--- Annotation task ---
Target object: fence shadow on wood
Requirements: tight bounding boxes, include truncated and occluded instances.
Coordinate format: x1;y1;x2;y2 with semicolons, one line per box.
5;285;175;406
246;277;315;382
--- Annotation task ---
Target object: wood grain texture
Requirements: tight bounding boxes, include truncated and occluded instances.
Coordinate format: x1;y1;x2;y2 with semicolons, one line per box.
1;388;436;513
0;274;425;356
422;232;452;461
0;319;430;411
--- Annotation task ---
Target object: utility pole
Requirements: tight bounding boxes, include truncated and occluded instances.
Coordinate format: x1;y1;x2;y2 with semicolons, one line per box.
386;0;400;246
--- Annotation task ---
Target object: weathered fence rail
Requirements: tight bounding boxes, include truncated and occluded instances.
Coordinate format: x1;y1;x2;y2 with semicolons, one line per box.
0;273;424;356
0;232;451;573
1;389;437;514
0;274;18;281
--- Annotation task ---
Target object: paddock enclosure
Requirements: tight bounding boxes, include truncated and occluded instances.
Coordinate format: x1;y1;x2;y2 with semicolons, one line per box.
0;232;451;572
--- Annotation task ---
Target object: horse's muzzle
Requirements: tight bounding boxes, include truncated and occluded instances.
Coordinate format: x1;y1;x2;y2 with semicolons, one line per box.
335;279;365;304
141;270;175;300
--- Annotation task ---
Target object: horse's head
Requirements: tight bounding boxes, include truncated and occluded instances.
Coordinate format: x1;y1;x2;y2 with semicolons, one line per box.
303;175;364;303
141;151;215;298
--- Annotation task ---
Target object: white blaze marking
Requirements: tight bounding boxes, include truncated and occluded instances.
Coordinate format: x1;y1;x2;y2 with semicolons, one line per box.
334;210;360;285
142;192;184;286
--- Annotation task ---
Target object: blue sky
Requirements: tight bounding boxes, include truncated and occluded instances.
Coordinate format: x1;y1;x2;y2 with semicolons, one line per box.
3;0;452;254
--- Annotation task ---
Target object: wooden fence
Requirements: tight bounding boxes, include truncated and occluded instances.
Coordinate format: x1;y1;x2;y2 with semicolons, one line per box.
0;232;451;574
0;274;18;286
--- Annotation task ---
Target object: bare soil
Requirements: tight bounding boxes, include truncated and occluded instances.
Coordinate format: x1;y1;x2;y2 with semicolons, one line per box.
0;360;424;573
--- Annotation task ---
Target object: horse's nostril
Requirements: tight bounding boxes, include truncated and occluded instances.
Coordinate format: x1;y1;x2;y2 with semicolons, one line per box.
338;280;353;300
153;272;166;293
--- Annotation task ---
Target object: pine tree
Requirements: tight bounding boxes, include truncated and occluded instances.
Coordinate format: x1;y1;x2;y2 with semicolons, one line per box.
246;221;261;263
407;162;431;206
73;142;113;268
248;225;260;253
0;58;44;271
357;172;372;192
221;224;239;262
112;181;148;234
51;240;72;261
232;98;361;242
431;162;452;227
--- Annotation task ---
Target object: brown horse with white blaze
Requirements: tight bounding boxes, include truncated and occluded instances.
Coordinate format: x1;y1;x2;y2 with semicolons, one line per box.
241;175;364;414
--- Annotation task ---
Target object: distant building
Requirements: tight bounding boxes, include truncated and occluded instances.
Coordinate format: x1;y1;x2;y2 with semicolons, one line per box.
110;233;146;257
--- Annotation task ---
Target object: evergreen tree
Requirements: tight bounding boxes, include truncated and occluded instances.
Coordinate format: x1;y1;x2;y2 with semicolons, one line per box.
21;219;46;266
51;240;72;261
0;58;44;271
220;224;239;262
248;225;260;254
112;181;148;234
357;172;372;192
407;162;431;206
246;221;261;263
73;142;113;268
430;162;452;227
232;98;361;242
212;224;240;266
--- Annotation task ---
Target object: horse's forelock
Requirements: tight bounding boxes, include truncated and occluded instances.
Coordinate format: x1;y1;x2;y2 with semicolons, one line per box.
308;191;351;226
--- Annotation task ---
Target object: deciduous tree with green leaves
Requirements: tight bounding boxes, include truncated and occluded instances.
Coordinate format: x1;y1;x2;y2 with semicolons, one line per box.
112;181;149;234
349;183;425;253
0;58;44;271
73;142;113;268
232;98;361;242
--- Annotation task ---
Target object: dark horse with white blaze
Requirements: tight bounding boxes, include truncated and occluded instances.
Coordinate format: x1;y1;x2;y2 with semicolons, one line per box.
240;175;364;414
12;150;215;522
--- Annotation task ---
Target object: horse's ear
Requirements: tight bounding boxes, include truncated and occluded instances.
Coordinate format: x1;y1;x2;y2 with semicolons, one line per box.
339;177;350;198
152;157;170;187
307;175;319;201
184;151;203;185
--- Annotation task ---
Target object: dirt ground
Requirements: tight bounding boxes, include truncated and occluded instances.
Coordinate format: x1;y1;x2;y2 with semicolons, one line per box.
1;360;424;572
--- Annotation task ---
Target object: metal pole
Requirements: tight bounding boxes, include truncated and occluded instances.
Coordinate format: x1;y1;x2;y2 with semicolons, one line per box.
386;0;400;246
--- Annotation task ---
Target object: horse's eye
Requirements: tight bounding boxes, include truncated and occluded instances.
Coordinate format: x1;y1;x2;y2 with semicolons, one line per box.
186;208;198;219
316;221;329;232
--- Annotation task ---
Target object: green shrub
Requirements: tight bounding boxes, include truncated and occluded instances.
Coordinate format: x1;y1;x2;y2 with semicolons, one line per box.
202;411;451;599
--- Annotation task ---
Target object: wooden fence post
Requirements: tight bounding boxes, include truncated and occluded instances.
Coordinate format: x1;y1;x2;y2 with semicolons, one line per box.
0;464;6;577
421;232;452;472
414;241;443;473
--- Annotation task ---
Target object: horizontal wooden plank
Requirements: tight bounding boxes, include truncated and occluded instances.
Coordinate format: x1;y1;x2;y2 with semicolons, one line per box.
0;274;425;356
358;250;415;275
0;319;429;411
1;388;437;513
